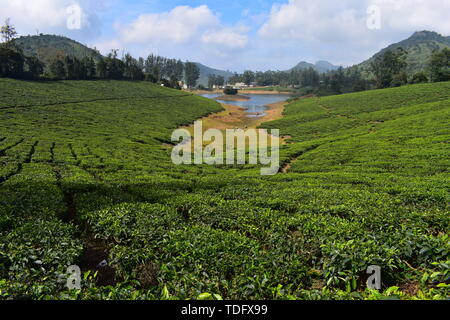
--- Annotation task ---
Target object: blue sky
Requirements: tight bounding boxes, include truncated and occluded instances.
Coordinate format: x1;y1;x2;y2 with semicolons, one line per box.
1;0;449;72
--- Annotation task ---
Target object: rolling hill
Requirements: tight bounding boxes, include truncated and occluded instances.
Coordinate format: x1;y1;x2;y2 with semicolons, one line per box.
0;78;449;299
11;34;234;86
12;35;102;67
357;30;450;76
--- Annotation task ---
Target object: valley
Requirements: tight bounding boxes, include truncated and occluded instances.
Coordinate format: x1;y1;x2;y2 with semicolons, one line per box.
0;78;448;300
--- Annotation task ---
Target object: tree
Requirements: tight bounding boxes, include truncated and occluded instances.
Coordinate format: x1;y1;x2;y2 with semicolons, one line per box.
25;56;44;79
370;49;408;89
0;47;24;78
429;48;450;83
185;62;200;88
208;74;225;89
104;50;125;79
302;67;320;87
145;54;162;82
229;72;243;85
352;79;367;92
123;53;144;80
0;19;44;79
96;58;107;78
1;18;17;43
411;72;428;84
329;67;345;94
65;56;77;79
390;71;408;87
243;70;255;85
82;57;96;79
50;59;66;79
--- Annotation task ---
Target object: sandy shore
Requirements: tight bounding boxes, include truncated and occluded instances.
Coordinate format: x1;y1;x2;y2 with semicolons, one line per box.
182;100;287;133
214;94;251;101
192;89;293;95
240;90;293;95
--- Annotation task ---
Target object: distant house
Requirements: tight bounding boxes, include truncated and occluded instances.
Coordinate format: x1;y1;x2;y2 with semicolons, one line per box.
233;82;247;89
178;81;188;90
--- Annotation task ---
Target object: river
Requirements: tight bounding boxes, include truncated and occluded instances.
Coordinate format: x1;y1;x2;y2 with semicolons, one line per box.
201;93;290;117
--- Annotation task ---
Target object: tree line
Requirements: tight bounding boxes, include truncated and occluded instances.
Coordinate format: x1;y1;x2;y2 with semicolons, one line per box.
207;74;225;88
367;47;450;89
0;19;200;88
225;67;369;95
1;19;449;93
221;48;450;95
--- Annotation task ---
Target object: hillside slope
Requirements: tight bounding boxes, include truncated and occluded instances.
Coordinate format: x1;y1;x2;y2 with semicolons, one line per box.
11;35;234;86
0;79;449;300
358;31;450;75
12;35;102;66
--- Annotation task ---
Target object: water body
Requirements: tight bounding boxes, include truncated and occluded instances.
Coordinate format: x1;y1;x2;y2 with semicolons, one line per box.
201;94;290;117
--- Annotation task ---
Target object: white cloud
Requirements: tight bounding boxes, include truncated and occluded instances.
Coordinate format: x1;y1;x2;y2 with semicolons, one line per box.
1;0;68;30
201;29;248;49
119;5;219;44
257;0;450;66
117;5;249;51
259;0;450;42
374;0;450;33
3;0;448;71
0;0;102;38
91;39;122;55
102;5;249;62
259;1;372;42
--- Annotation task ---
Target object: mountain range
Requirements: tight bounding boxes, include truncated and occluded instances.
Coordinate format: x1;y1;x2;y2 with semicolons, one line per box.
11;30;450;84
289;60;341;73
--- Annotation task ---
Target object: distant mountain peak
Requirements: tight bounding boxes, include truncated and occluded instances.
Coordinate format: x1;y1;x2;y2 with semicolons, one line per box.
357;30;450;77
409;30;444;41
290;60;340;73
193;62;234;86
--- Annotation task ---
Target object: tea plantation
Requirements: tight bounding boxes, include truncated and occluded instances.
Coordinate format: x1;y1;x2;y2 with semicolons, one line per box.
0;79;448;300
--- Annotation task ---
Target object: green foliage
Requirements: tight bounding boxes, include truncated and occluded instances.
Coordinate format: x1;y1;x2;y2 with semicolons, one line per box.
370;48;408;89
359;31;450;77
0;19;17;43
0;79;449;300
185;62;200;88
49;59;66;79
411;72;429;84
429;48;450;83
0;47;24;78
208;74;225;89
11;34;102;71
